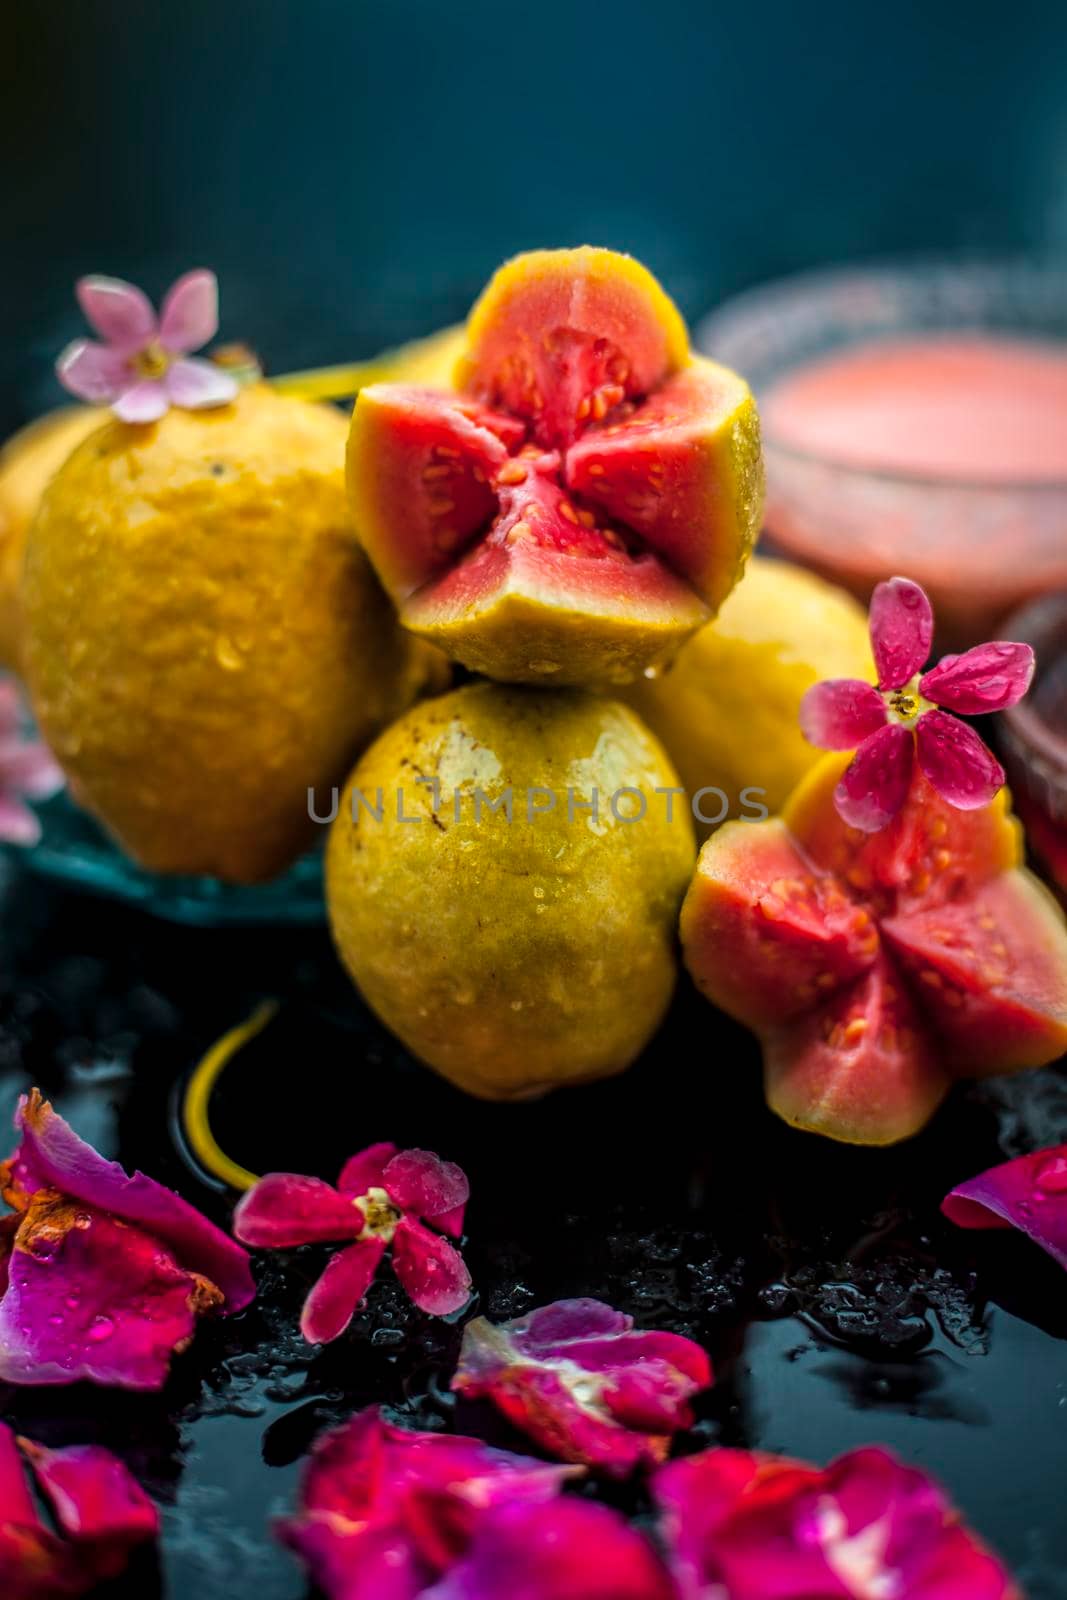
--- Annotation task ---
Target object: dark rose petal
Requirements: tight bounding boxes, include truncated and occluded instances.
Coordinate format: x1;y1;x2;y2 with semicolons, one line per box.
0;1195;221;1389
920;641;1035;715
391;1217;472;1316
422;1499;676;1600
18;1438;158;1562
453;1299;711;1477
869;576;934;691
278;1407;578;1600
943;1144;1067;1270
915;710;1005;810
300;1238;386;1344
10;1091;254;1310
0;1422;38;1525
233;1173;363;1248
337;1142;399;1195
383;1150;470;1234
799;679;887;750
653;1445;1019;1600
833;723;914;832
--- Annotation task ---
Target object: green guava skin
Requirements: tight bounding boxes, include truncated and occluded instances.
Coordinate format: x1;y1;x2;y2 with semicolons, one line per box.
325;683;695;1099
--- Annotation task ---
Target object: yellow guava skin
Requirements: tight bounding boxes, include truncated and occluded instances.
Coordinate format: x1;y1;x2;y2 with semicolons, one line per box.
326;683;696;1099
22;386;442;884
621;557;874;836
0;406;107;672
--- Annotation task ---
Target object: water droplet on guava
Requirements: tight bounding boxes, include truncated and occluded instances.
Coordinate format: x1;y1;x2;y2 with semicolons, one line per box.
87;1315;115;1342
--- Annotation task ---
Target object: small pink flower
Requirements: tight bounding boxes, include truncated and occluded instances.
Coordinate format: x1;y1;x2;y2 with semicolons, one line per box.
276;1405;580;1600
943;1142;1067;1269
0;1090;255;1389
653;1444;1020;1599
800;576;1034;832
0;678;63;847
0;1419;158;1598
452;1298;712;1477
55;270;238;423
233;1142;472;1340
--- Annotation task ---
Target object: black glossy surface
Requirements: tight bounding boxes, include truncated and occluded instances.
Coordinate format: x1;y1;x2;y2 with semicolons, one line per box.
1;855;1066;1597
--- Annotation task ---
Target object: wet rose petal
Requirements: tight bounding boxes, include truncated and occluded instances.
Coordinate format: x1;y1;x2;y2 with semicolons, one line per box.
301;1237;387;1344
277;1407;579;1600
834;721;914;832
799;678;887;750
384;1150;470;1237
0;1194;221;1388
942;1143;1067;1269
915;709;1005;810
233;1172;363;1247
869;576;934;691
920;641;1035;715
11;1090;254;1310
392;1216;472;1315
654;1444;1018;1600
423;1499;676;1600
338;1141;398;1194
453;1298;712;1476
19;1439;159;1551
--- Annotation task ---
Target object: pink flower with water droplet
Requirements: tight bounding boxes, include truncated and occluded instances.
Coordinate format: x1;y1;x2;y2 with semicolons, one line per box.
800;576;1034;832
55;270;239;423
0;1420;158;1598
653;1443;1020;1599
0;1089;254;1388
233;1142;472;1340
452;1298;712;1477
943;1142;1067;1269
0;677;63;847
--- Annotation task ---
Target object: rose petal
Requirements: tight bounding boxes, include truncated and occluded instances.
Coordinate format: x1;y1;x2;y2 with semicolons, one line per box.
75;276;157;352
0;795;43;846
163;358;238;411
920;641;1036;715
799;679;887;750
833;722;914;832
300;1237;386;1344
391;1216;472;1316
0;738;65;801
383;1150;470;1233
869;576;934;691
915;709;1004;810
233;1172;363;1248
10;1090;254;1310
653;1445;1019;1600
0;1195;221;1388
942;1144;1067;1270
278;1407;579;1600
453;1299;711;1477
112;379;170;424
423;1500;676;1600
55;339;131;405
338;1142;399;1195
0;1421;39;1526
18;1439;159;1550
158;269;219;354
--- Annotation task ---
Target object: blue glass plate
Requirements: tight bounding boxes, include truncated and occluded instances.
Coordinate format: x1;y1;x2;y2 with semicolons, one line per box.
15;789;326;925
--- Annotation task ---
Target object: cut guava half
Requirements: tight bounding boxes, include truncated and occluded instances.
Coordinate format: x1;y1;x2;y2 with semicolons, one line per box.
347;248;763;688
681;753;1067;1144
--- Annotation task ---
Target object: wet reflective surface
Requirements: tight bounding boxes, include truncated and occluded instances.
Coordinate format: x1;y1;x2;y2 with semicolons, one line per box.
1;854;1066;1597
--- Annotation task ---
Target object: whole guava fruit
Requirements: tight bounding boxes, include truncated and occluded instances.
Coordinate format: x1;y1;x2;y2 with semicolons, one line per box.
21;386;445;883
325;683;695;1099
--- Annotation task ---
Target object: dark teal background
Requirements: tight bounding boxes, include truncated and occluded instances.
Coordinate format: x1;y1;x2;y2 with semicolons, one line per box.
3;0;1066;429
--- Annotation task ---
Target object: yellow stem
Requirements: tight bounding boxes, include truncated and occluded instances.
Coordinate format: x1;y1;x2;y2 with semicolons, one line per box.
182;1001;277;1191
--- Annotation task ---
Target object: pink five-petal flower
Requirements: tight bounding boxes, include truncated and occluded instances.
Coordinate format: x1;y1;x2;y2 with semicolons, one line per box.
942;1142;1067;1269
56;268;237;422
0;678;64;847
653;1444;1020;1600
452;1298;712;1477
0;1421;158;1599
276;1405;580;1600
233;1142;472;1340
0;1089;254;1389
800;575;1034;832
423;1498;677;1600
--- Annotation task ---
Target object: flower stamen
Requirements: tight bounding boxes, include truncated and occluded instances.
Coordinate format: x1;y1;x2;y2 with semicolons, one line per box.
355;1185;401;1242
